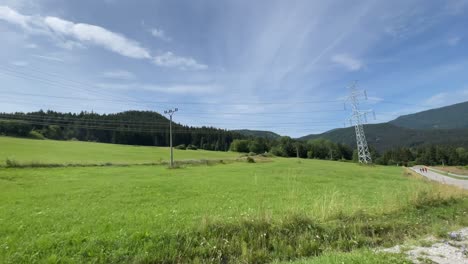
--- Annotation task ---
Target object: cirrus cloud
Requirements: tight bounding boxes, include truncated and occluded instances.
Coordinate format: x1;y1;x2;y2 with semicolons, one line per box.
102;70;136;80
97;82;220;94
331;53;363;71
149;27;171;42
153;52;207;70
0;5;206;70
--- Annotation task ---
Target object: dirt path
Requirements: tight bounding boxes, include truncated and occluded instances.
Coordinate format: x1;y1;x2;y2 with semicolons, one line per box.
412;166;468;190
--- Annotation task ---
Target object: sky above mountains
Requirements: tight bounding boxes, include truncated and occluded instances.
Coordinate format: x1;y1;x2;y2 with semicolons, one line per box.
0;0;468;137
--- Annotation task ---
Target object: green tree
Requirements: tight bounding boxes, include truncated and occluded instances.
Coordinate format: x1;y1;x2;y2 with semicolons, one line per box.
230;139;250;153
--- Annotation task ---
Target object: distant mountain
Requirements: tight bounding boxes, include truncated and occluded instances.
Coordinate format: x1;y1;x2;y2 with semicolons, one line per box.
299;101;468;151
390;101;468;129
300;123;468;151
232;129;281;140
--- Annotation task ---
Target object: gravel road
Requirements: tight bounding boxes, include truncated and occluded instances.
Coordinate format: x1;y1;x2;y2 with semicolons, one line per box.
412;166;468;190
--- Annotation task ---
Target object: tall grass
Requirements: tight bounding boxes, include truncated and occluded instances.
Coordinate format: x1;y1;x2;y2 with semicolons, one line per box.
75;197;466;263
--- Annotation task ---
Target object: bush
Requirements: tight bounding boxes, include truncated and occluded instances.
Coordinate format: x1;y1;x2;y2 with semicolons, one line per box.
28;130;45;140
247;157;255;163
187;145;198;150
248;152;256;156
5;158;20;168
175;144;187;150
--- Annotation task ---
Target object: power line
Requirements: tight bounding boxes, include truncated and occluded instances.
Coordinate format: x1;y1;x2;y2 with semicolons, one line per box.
1;65;434;109
0;67;344;106
0;66;137;104
0;119;326;137
0;113;344;124
0;113;343;129
0;118;234;134
0;96;348;116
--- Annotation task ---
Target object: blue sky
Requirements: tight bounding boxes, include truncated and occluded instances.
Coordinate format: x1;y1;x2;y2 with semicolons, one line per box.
0;0;468;137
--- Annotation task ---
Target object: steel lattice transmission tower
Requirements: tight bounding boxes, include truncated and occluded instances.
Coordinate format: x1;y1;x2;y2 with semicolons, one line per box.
345;83;374;164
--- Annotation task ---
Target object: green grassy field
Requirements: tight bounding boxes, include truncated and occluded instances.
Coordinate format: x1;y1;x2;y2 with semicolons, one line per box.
0;136;239;166
0;137;467;263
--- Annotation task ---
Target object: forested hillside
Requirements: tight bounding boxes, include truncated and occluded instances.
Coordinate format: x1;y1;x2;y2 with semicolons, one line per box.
300;123;468;152
232;129;281;139
300;101;468;151
389;101;468;129
0;110;244;151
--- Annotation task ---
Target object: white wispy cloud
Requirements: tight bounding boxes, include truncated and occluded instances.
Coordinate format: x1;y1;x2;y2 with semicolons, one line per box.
24;43;38;49
149;28;171;41
367;96;384;105
102;70;135;80
97;82;220;94
142;84;219;94
31;54;64;62
425;89;468;107
447;36;461;46
331;54;363;71
11;60;28;66
0;5;30;28
153;52;207;70
0;5;207;70
44;16;152;59
425;92;447;106
444;0;468;15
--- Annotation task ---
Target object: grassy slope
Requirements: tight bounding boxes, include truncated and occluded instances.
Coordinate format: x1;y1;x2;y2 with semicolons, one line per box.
0;136;238;165
1;160;416;231
1;158;467;262
0;136;466;263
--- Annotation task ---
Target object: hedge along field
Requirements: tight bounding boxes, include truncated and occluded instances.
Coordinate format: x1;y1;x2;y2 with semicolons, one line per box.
0;136;239;166
1;157;467;263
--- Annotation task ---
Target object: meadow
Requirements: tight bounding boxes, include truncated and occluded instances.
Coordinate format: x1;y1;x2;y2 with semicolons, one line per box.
0;136;467;263
0;136;238;166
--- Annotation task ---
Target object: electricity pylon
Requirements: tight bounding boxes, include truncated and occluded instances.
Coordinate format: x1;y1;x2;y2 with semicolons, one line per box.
345;83;374;164
164;108;178;167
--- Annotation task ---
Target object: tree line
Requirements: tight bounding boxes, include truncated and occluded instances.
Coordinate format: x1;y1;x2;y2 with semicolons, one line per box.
2;110;467;166
0;110;245;151
231;137;468;166
230;137;354;160
373;145;468;166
